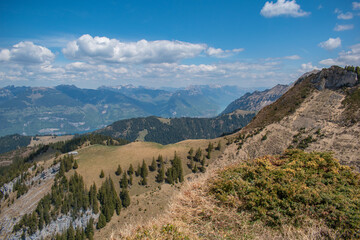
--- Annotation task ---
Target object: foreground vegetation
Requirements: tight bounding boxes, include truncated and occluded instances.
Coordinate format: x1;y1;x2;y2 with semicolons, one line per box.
210;150;360;239
123;150;360;240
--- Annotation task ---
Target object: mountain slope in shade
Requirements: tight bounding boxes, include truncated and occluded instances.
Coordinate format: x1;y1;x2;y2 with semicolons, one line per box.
228;66;360;170
221;84;290;114
96;110;255;145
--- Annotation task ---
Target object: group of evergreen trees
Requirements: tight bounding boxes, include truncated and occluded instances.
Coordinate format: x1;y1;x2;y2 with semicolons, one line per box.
187;142;221;173
165;152;184;184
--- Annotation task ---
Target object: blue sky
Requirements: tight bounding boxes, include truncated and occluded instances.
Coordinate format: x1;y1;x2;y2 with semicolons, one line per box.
0;0;359;88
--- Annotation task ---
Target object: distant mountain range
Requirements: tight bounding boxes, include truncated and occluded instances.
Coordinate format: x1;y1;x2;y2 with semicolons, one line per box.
221;84;290;114
0;84;258;136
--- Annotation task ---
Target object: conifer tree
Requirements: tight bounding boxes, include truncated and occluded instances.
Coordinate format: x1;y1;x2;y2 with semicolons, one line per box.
128;164;134;175
67;224;75;240
216;141;221;151
115;196;122;215
120;189;130;208
75;227;82;240
158;155;164;169
99;170;105;178
166;168;174;184
150;157;157;171
136;164;141;177
156;164;165;183
194;148;202;162
193;164;198;173
73;160;78;169
129;174;133;185
120;172;128;189
96;213;106;229
115;165;122;176
85;218;94;240
141;160;148;178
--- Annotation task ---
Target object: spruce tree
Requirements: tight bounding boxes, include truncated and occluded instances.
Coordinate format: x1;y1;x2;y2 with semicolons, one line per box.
141;160;148;178
99;170;105;178
115;165;122;176
194;148;202;162
129;174;133;185
216;141;221;151
85;218;94;240
120;172;128;188
67;224;75;240
128;164;134;175
150;157;156;171
73;160;78;169
193;164;198;173
120;189;130;208
156;164;165;183
115;196;122;215
96;213;106;229
166;168;174;184
136;164;141;177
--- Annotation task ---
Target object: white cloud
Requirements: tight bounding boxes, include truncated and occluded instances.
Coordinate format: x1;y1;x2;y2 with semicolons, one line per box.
260;0;310;18
319;43;360;66
337;12;353;20
0;41;55;64
265;55;301;61
334;9;354;20
353;2;360;10
319;37;341;50
334;24;354;31
62;34;208;64
300;62;319;72
206;47;244;58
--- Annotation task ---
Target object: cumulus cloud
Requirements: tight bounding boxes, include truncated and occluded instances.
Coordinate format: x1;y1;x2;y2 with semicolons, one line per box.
334;9;354;20
62;34;209;64
353;2;360;10
300;62;319;72
260;0;310;18
0;41;55;64
319;43;360;66
62;34;244;63
319;37;341;50
334;24;354;31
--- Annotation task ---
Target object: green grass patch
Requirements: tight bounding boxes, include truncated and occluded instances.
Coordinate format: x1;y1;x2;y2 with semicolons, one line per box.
209;150;360;239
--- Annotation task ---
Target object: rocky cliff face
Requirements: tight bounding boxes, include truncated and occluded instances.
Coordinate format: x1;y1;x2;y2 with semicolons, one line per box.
225;66;360;170
221;84;290;114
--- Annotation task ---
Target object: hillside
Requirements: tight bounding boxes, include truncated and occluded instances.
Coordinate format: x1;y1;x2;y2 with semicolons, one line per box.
221;83;290;114
0;85;251;137
96;110;255;144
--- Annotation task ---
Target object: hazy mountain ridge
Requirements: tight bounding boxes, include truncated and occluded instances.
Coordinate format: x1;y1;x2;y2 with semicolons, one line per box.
221;84;290;114
0;84;255;137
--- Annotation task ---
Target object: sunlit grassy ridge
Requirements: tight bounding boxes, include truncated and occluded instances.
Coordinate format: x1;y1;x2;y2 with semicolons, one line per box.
210;150;360;239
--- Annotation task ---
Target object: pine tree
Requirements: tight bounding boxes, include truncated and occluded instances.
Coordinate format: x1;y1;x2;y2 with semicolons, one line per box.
67;224;75;240
120;189;130;208
150;157;157;171
120;172;128;188
193;164;198;173
85;218;94;240
96;213;106;229
136;164;141;177
166;168;174;184
73;160;78;169
129;174;133;185
128;164;134;175
115;196;122;215
158;155;164;169
156;164;165;183
216;141;221;151
75;227;82;240
141;160;148;178
194;148;202;162
115;165;122;176
99;170;105;178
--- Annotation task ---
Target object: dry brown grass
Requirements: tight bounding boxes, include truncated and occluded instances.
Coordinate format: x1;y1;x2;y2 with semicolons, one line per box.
28;135;74;147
